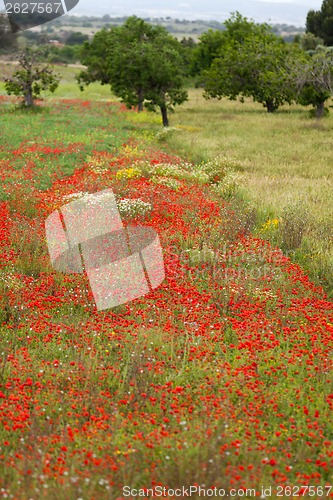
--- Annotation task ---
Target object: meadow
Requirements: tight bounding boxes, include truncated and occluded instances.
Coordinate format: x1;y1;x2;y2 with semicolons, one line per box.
142;89;333;296
0;69;333;498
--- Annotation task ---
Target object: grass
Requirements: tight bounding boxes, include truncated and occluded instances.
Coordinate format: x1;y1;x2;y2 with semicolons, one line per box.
1;76;333;497
31;71;333;292
0;61;116;100
155;89;333;295
1;66;332;293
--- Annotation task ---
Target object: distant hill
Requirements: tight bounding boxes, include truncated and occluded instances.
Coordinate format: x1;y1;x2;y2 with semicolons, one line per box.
45;15;304;42
68;0;319;27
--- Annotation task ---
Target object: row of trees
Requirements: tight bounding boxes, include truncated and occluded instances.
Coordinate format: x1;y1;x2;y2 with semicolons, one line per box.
196;13;333;117
78;14;333;120
4;7;333;122
2;17;188;125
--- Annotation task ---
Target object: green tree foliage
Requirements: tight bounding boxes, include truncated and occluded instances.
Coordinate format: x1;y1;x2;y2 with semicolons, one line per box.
78;16;188;126
49;45;81;64
0;13;17;53
65;32;89;46
202;13;299;113
306;0;333;46
4;46;60;107
294;32;324;51
293;47;333;117
191;29;225;76
180;37;197;77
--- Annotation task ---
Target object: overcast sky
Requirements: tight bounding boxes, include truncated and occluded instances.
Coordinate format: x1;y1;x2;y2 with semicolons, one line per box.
258;0;321;5
66;0;323;26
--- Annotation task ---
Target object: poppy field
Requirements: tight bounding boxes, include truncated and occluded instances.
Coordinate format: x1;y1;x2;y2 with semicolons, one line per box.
1;96;333;499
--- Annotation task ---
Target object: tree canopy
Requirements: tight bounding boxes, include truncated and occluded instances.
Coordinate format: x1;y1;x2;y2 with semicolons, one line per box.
292;46;333;117
306;0;333;45
78;16;188;126
66;32;89;46
4;46;60;106
202;13;299;113
191;29;226;76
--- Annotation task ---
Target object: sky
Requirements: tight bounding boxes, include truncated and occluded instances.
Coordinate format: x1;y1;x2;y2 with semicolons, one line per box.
258;0;321;4
64;0;324;26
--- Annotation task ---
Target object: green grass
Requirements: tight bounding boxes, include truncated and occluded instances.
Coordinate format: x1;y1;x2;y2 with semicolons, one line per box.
0;62;116;100
158;89;333;295
1;67;332;293
1;76;333;497
0;96;130;200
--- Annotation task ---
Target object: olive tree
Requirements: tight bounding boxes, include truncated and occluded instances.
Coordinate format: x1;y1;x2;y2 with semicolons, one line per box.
78;16;188;126
4;46;60;106
293;47;333;117
202;13;299;113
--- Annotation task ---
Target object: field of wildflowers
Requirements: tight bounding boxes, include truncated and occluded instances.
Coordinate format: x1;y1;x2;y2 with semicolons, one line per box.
1;96;333;499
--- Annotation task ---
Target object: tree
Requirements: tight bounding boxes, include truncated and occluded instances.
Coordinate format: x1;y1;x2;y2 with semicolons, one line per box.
180;37;197;77
294;32;324;51
191;29;226;77
293;47;333;117
49;45;81;64
78;16;188;126
4;46;60;107
306;0;333;45
202;13;298;113
66;32;89;46
135;35;188;126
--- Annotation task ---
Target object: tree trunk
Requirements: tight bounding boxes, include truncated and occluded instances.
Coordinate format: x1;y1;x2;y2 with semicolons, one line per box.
160;105;169;127
137;89;144;112
25;87;33;107
315;101;325;118
265;100;277;113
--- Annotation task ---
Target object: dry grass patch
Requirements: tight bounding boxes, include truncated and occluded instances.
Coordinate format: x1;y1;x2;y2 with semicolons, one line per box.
161;89;333;293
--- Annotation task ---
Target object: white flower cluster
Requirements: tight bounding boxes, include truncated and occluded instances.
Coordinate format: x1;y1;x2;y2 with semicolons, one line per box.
64;191;87;201
212;171;243;199
134;156;243;192
155;127;180;141
195;155;244;184
0;271;23;290
86;155;109;174
189;170;210;185
116;198;152;219
63;192;152;219
149;162;194;181
151;176;182;190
